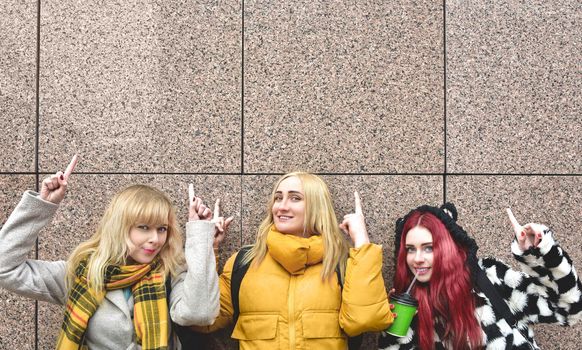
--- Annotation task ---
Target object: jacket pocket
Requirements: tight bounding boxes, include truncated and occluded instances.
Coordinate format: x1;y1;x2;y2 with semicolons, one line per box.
302;311;346;350
232;314;279;341
302;311;342;338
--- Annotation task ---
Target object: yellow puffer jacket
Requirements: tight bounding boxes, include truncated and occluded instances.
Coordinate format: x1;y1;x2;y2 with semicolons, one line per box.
198;227;393;350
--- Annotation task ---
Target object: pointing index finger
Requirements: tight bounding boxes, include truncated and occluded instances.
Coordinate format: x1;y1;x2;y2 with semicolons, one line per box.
213;199;220;220
63;154;78;180
506;208;521;233
354;191;362;215
188;184;194;204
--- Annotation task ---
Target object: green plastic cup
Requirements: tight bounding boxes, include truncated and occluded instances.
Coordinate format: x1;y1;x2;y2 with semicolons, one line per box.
386;292;418;337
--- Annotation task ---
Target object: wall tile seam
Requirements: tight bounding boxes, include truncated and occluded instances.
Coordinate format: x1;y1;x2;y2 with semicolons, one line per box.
5;172;582;177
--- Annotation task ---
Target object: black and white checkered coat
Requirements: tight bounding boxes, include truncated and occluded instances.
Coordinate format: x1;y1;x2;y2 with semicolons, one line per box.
379;227;582;350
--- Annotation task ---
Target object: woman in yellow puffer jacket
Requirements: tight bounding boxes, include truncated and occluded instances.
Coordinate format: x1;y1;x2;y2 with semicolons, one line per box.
194;172;393;349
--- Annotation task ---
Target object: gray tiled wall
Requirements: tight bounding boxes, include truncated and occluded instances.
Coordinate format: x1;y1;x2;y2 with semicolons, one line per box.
1;1;580;349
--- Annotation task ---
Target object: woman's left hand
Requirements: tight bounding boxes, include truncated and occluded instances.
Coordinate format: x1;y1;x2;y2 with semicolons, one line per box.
188;184;212;221
339;191;370;248
388;288;397;319
506;208;545;250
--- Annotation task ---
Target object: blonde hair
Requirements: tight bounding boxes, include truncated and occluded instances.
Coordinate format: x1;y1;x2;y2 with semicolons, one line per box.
243;172;349;281
66;184;185;291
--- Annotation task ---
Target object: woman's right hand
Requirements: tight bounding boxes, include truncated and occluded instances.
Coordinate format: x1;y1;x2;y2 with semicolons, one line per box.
339;191;370;248
40;155;78;204
211;199;233;249
506;208;545;250
187;185;233;249
188;184;212;221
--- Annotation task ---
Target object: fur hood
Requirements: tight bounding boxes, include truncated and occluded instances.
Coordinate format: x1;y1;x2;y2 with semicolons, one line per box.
394;202;481;281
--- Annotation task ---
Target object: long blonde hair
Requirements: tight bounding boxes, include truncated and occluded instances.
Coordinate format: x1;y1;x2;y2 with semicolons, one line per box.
66;184;185;291
243;172;349;281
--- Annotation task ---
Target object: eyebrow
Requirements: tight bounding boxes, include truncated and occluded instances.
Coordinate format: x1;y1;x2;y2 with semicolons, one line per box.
274;190;304;195
405;242;432;247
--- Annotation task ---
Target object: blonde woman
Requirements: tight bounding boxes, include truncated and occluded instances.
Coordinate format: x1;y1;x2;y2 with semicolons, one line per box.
193;172;393;349
0;156;219;349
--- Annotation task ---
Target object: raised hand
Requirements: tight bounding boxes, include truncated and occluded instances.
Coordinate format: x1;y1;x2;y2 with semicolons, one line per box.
339;191;370;248
40;155;78;204
506;208;545;250
188;184;212;221
211;199;233;249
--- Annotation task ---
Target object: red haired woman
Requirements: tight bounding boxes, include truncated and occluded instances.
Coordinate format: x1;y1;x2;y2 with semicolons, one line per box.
379;203;582;350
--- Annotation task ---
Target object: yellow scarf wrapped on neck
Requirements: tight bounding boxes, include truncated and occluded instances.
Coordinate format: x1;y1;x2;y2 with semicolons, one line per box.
56;258;168;350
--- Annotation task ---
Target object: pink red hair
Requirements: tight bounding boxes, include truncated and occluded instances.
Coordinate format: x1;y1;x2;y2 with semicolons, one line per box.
394;211;482;350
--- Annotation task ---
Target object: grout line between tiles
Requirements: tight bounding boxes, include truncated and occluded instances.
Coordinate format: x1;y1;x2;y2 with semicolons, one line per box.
3;172;581;177
240;174;243;247
34;0;42;348
241;0;245;175
443;0;448;204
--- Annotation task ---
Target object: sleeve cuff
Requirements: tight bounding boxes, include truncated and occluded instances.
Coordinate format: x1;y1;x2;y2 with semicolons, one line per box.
511;225;554;256
186;220;215;241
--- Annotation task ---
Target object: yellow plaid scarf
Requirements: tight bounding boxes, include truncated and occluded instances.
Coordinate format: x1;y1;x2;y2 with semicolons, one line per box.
56;258;168;350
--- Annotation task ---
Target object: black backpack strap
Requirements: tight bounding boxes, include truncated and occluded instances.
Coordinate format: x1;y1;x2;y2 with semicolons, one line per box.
335;265;343;288
231;245;253;325
164;277;177;349
166;276;212;349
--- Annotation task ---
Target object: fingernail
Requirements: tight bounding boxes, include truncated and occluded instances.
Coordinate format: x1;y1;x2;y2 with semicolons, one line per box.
537;233;542;239
59;175;64;180
393;313;397;318
520;231;525;237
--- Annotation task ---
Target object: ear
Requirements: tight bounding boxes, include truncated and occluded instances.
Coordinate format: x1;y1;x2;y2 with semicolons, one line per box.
440;202;458;221
396;217;404;227
394;217;405;247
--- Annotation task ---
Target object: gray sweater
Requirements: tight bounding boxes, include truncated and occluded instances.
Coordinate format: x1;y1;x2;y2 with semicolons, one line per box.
0;191;220;350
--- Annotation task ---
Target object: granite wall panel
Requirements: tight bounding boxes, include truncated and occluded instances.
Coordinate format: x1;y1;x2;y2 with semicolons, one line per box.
36;174;240;349
447;175;582;349
240;174;442;348
0;1;37;172
244;0;444;173
0;175;37;349
38;0;241;173
242;174;443;273
447;0;581;174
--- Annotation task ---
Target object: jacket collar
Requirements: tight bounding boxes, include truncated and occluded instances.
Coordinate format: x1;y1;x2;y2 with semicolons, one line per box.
104;289;132;319
266;226;323;275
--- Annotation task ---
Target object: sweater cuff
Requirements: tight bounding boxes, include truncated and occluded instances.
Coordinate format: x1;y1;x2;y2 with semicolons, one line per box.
24;190;60;209
349;243;381;257
511;225;554;258
186;220;215;243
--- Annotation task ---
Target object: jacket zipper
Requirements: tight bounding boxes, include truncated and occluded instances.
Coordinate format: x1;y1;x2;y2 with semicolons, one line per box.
288;276;297;350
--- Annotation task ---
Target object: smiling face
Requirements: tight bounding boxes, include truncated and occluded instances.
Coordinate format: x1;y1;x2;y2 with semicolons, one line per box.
405;226;434;283
127;223;168;264
271;176;306;237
